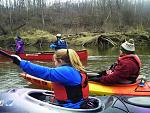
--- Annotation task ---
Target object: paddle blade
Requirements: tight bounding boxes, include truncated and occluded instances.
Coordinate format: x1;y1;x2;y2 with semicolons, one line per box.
0;50;13;59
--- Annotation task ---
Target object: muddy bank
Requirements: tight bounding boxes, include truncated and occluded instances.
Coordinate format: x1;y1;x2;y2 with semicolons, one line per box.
0;30;150;48
66;31;150;47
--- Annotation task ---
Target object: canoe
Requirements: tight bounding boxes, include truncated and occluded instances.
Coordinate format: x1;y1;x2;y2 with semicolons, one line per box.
111;96;150;113
0;48;88;61
0;88;113;113
19;73;150;96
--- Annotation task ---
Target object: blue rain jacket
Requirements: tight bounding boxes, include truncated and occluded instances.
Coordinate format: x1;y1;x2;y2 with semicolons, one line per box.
20;60;83;108
50;38;67;50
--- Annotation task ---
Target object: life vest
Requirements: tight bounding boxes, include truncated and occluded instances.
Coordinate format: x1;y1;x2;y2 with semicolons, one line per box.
52;72;89;103
118;54;142;68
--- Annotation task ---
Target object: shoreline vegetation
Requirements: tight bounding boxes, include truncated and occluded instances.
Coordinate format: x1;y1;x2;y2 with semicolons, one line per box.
0;29;150;48
0;0;150;48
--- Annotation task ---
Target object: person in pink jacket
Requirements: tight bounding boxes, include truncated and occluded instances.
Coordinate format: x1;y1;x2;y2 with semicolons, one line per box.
89;39;142;85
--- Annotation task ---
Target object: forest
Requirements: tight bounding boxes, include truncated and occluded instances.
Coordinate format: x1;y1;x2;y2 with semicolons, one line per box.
0;0;150;46
1;0;150;34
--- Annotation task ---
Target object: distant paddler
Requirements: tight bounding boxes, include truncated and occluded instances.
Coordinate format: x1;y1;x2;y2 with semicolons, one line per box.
50;33;68;50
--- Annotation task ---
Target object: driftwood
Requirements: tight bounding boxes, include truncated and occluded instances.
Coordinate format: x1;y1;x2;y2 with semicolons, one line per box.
100;37;117;46
83;35;117;47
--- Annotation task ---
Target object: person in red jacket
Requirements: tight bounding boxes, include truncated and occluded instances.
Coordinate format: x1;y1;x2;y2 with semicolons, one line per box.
89;39;142;85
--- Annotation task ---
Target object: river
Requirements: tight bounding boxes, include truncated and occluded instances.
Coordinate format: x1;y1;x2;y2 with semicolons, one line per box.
0;46;150;113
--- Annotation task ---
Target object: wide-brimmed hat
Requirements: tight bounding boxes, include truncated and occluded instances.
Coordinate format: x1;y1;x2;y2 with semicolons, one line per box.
121;39;135;53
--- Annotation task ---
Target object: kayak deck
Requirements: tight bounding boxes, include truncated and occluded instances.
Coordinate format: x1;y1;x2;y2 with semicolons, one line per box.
89;81;150;96
0;88;113;113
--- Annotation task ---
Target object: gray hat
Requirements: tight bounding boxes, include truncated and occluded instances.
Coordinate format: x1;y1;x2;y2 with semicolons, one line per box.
121;39;135;52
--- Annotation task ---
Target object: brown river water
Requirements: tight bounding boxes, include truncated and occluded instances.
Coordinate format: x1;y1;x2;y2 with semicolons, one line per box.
0;46;150;91
0;46;150;113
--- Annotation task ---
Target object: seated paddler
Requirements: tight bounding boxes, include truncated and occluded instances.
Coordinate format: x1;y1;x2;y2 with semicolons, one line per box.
50;33;68;50
89;39;142;85
10;49;89;108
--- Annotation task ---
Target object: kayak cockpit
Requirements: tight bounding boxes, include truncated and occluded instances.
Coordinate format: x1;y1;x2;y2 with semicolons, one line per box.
0;88;114;113
26;90;103;112
28;91;59;105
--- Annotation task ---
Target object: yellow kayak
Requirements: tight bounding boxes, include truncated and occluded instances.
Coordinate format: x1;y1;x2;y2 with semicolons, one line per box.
19;73;150;96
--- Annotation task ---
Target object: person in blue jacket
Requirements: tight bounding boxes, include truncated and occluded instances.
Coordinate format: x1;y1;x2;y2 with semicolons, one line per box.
15;36;25;54
50;34;68;50
11;49;89;109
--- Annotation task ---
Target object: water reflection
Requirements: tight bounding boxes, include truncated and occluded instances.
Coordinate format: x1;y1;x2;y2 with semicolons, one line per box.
0;46;150;92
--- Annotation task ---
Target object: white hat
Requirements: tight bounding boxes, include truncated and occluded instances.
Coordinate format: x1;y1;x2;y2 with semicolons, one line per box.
56;34;61;37
121;39;135;52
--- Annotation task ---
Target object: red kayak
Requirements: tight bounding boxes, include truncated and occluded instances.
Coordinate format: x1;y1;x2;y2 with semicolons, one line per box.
0;48;88;61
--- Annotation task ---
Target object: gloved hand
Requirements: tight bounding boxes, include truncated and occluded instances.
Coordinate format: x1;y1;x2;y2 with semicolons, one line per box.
109;63;117;70
15;52;19;55
50;44;56;49
88;76;100;82
98;70;106;76
88;70;106;82
11;55;21;65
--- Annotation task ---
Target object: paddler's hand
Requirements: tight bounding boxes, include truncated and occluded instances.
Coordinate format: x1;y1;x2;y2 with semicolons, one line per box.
15;52;19;55
98;70;106;76
109;63;117;69
89;71;106;82
11;55;21;65
88;76;100;82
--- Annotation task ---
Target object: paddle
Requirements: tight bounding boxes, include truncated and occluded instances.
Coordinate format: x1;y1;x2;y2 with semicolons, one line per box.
0;50;14;60
87;72;99;76
0;49;100;77
85;69;101;76
24;50;54;54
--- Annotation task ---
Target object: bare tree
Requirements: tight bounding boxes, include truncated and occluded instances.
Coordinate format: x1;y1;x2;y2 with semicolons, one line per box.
0;0;150;35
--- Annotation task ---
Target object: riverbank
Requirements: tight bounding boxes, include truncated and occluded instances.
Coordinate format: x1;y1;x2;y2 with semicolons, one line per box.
0;29;150;48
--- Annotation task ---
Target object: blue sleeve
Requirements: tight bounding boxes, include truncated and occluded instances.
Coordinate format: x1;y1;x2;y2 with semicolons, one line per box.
50;43;56;49
20;60;81;86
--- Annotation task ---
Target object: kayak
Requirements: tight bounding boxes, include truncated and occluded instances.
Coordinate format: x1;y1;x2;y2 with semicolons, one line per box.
89;79;150;96
0;88;113;113
19;73;150;96
111;96;150;113
0;48;88;61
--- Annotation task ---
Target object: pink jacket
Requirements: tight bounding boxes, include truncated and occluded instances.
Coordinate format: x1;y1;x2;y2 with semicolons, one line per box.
99;54;141;85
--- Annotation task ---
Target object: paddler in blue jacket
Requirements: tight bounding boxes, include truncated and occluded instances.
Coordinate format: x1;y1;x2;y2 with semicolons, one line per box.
50;34;68;50
11;49;89;108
